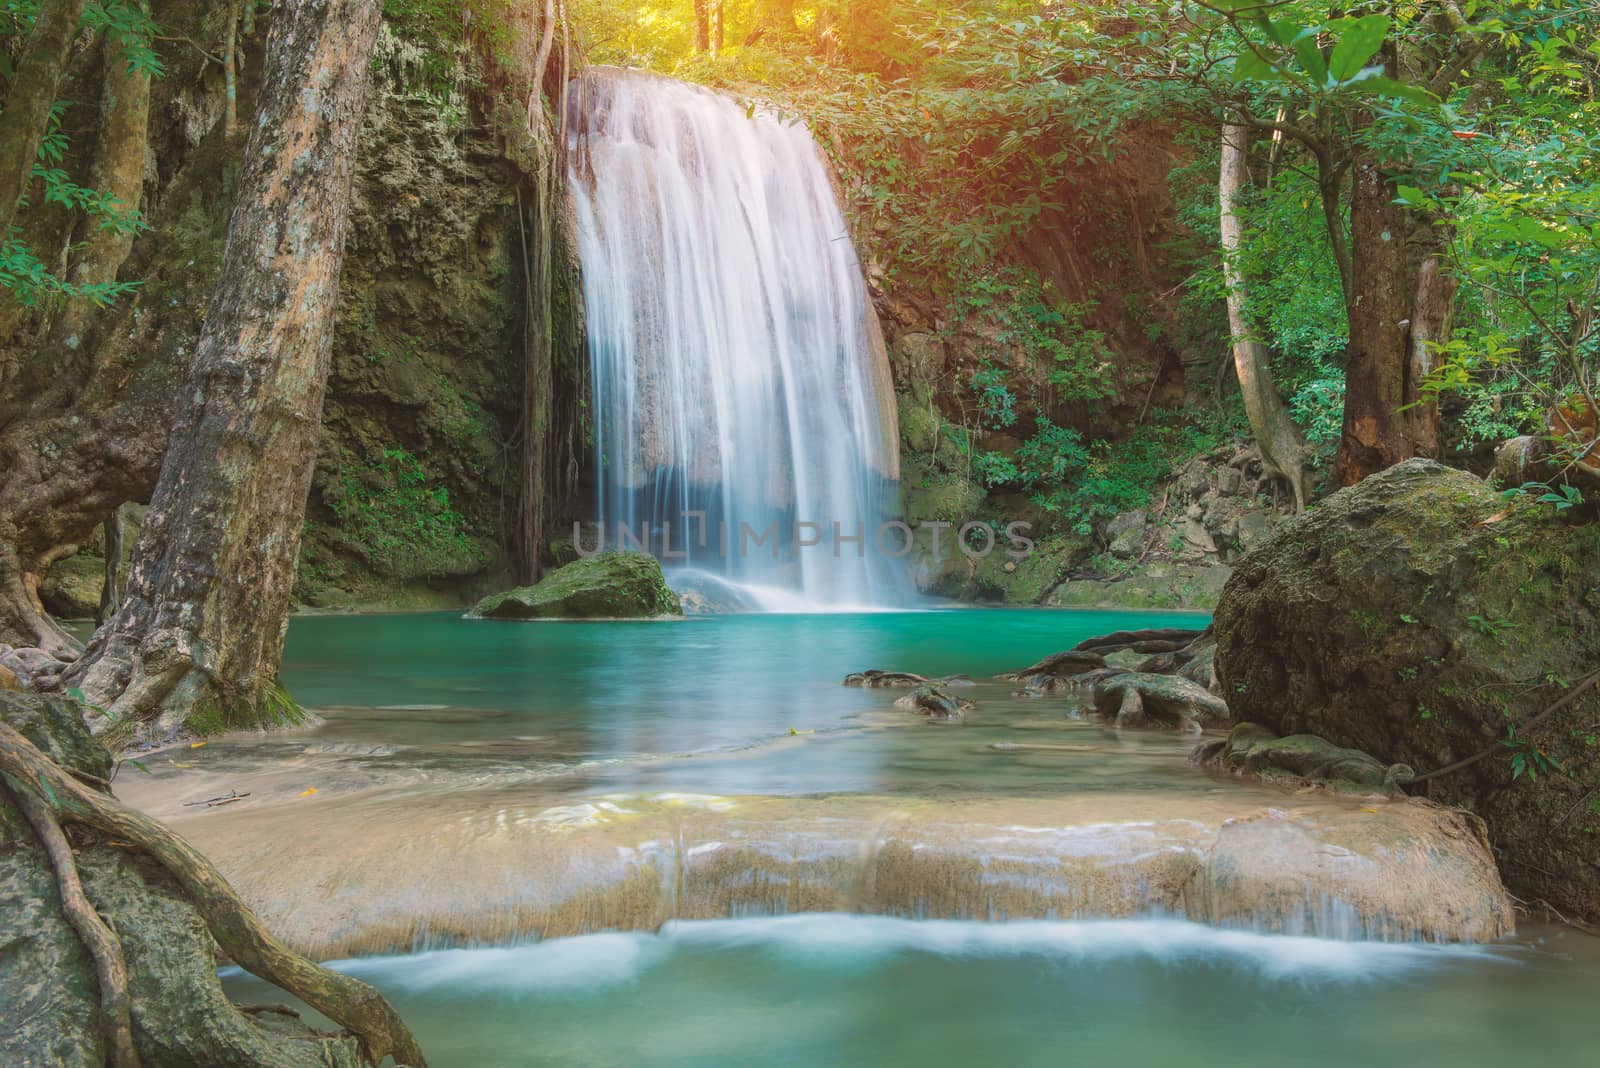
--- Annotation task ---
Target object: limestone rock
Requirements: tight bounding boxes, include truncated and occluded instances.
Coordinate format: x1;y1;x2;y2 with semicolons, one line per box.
39;554;106;620
469;552;683;620
1214;457;1600;921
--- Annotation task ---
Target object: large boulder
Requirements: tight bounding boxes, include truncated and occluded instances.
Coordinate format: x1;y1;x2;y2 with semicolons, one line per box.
469;552;683;620
1214;458;1600;920
0;692;364;1066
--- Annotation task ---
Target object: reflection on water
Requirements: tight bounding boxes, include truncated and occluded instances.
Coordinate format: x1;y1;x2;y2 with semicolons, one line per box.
222;915;1600;1068
263;608;1213;799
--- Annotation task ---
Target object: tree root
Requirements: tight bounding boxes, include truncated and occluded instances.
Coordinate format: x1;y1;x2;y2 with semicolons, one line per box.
3;779;140;1068
0;721;428;1067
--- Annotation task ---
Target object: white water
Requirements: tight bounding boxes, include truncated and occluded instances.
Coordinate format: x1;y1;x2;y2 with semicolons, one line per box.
567;69;905;608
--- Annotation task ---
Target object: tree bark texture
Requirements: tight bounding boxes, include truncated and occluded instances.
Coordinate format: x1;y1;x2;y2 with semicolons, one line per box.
0;718;427;1067
0;0;89;240
1219;123;1312;510
43;23;154;383
66;0;384;732
1334;147;1442;485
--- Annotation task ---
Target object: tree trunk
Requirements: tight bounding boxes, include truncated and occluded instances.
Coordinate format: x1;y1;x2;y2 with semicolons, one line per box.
694;0;711;53
1404;254;1454;457
1335;147;1430;485
45;22;153;376
65;0;384;735
745;0;797;46
1219;122;1313;510
0;0;88;240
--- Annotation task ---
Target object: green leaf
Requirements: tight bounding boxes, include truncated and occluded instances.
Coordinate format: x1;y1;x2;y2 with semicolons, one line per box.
1329;15;1390;82
1358;75;1438;107
1232;50;1282;83
1292;35;1330;89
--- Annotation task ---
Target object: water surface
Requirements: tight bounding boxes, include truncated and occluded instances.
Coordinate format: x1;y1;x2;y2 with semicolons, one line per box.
223;915;1600;1067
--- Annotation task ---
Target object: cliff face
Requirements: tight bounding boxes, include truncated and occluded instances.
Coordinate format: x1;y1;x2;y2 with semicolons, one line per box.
297;32;536;609
24;20;581;620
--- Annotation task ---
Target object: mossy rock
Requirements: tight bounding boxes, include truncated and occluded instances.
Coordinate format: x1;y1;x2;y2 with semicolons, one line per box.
1214;458;1600;921
39;554;106;620
469;552;683;620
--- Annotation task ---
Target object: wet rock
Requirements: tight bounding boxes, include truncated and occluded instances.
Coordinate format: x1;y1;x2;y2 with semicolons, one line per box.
1215;458;1600;921
469;552;683;620
1093;672;1230;731
893;684;973;720
121;780;1515;951
843;670;973;688
1176;642;1219;693
1194;722;1414;794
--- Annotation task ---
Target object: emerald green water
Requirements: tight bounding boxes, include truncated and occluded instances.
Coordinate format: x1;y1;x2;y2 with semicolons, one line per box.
199;609;1600;1066
223;915;1600;1067
262;608;1217;799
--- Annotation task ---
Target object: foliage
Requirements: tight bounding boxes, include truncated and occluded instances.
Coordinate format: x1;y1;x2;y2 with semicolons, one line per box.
381;0;519;95
978;404;1247;535
950;266;1114;404
331;449;486;578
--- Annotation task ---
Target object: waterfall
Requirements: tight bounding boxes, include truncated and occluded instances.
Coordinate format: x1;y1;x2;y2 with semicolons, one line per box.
567;68;905;609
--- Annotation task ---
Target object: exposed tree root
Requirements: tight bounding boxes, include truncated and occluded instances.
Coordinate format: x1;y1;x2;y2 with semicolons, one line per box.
3;779;140;1068
0;721;428;1067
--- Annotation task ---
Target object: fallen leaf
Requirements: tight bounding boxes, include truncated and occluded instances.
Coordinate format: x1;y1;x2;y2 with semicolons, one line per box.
1360;807;1380;813
190;741;207;749
297;787;318;798
168;761;197;769
1478;507;1513;525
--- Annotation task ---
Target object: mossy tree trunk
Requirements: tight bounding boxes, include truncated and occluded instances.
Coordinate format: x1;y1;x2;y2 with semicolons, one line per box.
1219;121;1312;510
0;0;88;240
42;17;154;388
65;0;384;734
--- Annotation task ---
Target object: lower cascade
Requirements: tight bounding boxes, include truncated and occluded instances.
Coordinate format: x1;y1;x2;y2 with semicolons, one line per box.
567;68;905;609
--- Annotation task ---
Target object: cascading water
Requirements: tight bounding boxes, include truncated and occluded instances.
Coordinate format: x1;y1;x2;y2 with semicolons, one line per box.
567;68;906;609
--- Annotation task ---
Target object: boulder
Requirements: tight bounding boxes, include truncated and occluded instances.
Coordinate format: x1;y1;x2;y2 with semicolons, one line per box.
1214;458;1600;921
469;552;683;620
1092;672;1230;731
39;554;106;620
893;684;973;720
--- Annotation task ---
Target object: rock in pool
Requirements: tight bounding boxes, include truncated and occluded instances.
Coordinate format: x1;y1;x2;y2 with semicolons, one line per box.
894;684;974;720
469;552;683;620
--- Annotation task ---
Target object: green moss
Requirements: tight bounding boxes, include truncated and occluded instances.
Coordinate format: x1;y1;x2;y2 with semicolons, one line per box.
472;552;683;620
329;448;487;580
